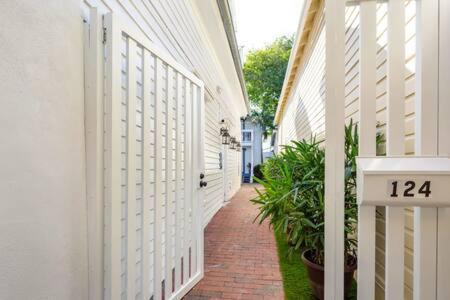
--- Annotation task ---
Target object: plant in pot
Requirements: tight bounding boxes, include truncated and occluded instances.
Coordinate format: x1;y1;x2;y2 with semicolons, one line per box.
252;121;375;299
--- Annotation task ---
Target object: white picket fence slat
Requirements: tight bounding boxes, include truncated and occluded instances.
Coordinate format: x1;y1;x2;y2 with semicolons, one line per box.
437;2;450;299
357;2;377;299
324;0;346;298
325;1;449;299
414;1;439;299
385;1;406;299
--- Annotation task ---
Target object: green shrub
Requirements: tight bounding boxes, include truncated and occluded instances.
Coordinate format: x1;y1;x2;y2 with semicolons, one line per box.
253;164;264;180
252;120;379;265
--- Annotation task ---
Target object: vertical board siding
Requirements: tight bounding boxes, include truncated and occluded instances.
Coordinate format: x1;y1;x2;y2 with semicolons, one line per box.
277;2;416;299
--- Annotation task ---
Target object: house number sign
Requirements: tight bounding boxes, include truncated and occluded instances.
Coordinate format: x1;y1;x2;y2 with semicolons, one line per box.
357;157;450;207
388;180;431;198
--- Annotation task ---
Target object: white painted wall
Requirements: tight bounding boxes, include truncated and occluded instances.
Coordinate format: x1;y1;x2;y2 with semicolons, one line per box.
82;0;245;229
0;0;88;299
0;1;245;298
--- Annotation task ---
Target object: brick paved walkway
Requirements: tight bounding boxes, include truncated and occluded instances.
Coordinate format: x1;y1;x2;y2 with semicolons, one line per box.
184;184;283;300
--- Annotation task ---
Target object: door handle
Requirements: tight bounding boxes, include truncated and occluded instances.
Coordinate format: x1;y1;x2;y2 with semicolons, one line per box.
200;180;207;188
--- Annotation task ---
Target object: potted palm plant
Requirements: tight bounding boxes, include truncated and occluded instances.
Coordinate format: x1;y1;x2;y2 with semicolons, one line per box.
252;121;373;299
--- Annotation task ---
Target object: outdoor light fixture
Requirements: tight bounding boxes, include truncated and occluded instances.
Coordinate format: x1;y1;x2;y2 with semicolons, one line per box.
221;130;231;145
219;119;231;145
236;142;241;152
229;137;236;149
219;119;227;136
219;127;228;136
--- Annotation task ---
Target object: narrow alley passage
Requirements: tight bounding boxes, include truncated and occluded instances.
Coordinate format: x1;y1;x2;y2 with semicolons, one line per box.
185;184;283;300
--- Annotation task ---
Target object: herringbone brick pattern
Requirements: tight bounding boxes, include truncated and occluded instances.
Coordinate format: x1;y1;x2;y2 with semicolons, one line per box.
184;184;283;299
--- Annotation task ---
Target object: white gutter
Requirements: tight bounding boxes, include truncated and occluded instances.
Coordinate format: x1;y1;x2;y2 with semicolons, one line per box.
216;0;250;112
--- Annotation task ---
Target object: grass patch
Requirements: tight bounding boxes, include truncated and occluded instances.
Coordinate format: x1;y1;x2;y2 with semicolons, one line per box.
274;229;314;299
274;229;356;300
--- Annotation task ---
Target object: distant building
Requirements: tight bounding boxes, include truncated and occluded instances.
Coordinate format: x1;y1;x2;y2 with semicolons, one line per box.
240;117;273;183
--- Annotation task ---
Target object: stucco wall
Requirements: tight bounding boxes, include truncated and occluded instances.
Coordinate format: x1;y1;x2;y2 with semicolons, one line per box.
0;0;88;299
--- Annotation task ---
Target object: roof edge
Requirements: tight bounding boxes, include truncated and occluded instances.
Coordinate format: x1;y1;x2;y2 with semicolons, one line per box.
274;0;322;125
216;0;250;112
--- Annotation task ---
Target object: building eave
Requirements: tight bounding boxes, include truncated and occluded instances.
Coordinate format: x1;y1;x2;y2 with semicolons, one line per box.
274;0;322;125
216;0;250;112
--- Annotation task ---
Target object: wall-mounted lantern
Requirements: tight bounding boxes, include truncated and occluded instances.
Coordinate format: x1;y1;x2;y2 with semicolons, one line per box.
221;130;231;145
236;142;241;152
229;137;237;150
219;126;228;136
219;119;231;145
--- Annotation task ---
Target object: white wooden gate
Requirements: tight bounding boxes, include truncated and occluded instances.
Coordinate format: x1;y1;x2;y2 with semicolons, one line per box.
324;1;450;299
95;12;205;300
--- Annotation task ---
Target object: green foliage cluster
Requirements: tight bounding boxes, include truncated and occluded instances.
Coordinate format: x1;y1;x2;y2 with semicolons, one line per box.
243;36;293;135
252;121;378;265
252;164;264;181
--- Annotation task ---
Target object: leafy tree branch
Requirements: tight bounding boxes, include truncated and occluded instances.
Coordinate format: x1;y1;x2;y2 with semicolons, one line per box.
243;36;293;135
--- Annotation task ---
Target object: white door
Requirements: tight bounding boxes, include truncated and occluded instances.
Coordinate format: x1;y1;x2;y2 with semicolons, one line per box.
102;13;205;300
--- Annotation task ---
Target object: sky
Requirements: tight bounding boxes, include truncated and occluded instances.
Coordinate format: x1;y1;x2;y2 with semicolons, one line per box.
233;0;304;60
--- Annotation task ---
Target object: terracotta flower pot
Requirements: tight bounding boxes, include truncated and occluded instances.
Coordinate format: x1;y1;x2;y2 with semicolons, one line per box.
301;249;357;299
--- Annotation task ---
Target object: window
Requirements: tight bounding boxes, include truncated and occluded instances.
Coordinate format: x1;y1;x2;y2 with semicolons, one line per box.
242;131;252;142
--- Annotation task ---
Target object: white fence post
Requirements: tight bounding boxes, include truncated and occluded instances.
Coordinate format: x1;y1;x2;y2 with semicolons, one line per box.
165;66;175;299
414;0;439;299
153;58;164;300
104;13;122;300
183;80;192;284
324;0;345;299
126;38;138;300
142;49;152;300
385;1;405;299
437;1;450;299
174;72;183;292
357;2;377;299
84;8;105;300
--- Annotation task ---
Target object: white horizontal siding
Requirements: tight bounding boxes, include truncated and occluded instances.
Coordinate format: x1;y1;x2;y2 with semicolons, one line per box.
277;2;416;299
203;96;224;226
83;0;243;230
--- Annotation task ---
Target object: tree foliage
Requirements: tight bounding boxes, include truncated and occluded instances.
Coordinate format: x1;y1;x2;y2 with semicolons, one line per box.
243;36;293;134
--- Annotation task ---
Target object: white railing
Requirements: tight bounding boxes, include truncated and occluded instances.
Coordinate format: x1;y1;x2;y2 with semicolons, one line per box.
324;1;450;299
